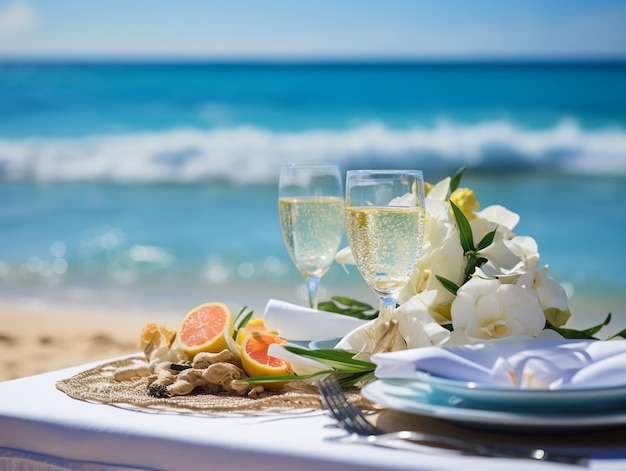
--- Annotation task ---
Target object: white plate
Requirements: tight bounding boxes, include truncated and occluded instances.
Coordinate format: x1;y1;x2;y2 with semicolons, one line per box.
362;379;626;432
405;372;626;413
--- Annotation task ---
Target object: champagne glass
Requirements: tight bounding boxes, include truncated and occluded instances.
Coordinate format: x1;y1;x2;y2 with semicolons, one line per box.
345;170;425;315
279;164;344;309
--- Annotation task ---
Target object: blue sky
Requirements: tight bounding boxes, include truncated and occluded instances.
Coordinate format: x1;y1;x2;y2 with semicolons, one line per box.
0;0;625;59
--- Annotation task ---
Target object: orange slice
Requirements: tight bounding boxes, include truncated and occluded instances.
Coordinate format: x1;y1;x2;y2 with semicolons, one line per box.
235;317;272;346
177;302;234;356
241;332;292;389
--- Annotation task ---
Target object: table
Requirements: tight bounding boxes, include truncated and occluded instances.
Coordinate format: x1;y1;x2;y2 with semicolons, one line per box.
0;357;625;471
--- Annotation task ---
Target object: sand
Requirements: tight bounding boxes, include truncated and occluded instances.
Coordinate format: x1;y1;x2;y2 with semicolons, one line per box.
0;302;166;382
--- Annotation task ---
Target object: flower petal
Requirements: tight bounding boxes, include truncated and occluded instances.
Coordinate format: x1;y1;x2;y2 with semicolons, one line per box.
451;277;545;341
427;177;451;201
475;204;520;231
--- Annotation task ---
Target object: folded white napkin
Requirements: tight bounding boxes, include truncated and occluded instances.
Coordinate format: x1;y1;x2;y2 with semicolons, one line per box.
263;299;368;342
371;338;626;389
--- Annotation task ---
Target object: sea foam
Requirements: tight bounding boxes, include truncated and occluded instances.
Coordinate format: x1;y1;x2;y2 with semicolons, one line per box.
1;119;625;183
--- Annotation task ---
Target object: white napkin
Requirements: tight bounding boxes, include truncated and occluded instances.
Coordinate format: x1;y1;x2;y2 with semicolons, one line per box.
371;338;626;389
263;299;368;342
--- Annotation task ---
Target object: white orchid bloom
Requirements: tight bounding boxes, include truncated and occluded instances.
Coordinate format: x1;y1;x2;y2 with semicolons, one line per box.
439;318;563;348
398;195;465;319
336;290;450;360
475;204;520;232
398;235;464;313
389;192;418;206
335;245;356;272
425;197;454;223
427;176;451;201
477;233;539;282
537;274;569;312
439;328;472;346
451;277;545;341
515;264;569;312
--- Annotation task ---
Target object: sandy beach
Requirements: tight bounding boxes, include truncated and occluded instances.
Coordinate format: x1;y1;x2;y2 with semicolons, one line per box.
0;302;167;382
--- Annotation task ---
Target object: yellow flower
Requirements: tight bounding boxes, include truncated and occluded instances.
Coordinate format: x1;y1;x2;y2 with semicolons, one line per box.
450;187;479;220
424;181;433;196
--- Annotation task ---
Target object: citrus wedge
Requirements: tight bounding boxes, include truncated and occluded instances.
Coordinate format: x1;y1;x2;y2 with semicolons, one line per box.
235;317;272;346
177;302;234;356
241;332;292;389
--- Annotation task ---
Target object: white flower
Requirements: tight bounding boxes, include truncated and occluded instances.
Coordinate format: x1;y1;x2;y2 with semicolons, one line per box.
389;192;419;206
477;233;539;281
427;176;452;201
398;199;465;315
335;246;355;273
515;264;569;311
474;204;520;233
331;172;573;356
471;205;542;284
336;291;450;360
451;277;545;341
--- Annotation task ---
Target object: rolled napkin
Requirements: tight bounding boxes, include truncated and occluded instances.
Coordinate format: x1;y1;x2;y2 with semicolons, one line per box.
371;338;626;389
263;299;368;342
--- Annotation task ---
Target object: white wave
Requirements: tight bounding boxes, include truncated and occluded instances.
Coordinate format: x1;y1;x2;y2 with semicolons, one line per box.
1;120;625;183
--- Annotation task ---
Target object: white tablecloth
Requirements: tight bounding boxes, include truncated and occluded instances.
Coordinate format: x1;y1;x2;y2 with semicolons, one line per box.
0;357;624;471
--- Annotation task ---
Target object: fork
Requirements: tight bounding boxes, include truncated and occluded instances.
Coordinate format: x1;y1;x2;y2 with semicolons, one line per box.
316;377;589;466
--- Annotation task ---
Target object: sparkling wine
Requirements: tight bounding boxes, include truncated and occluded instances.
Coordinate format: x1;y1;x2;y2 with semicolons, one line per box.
345;206;425;295
279;196;345;277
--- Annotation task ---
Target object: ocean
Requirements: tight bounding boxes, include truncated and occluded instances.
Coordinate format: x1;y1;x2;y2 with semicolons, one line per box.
0;61;624;330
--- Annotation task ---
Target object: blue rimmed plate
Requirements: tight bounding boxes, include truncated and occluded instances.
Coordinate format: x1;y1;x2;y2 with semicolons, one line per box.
398;371;626;413
362;379;626;432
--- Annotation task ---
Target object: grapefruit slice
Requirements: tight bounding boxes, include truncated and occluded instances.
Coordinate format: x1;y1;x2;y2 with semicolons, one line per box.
241;332;292;389
177;302;234;356
235;317;273;346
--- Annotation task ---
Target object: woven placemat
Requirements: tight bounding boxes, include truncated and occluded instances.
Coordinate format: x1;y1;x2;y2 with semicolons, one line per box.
56;356;373;416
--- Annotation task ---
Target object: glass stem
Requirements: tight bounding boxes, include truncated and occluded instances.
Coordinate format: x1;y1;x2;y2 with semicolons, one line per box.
379;294;397;315
306;276;321;310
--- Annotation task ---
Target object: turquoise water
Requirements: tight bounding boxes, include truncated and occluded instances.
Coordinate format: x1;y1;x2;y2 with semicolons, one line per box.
0;61;624;325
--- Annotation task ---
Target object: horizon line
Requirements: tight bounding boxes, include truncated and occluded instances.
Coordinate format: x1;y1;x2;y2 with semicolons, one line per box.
1;53;625;66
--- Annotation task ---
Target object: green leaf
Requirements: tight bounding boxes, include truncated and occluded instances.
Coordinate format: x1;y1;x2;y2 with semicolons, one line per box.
238;346;376;387
450;200;475;253
238;370;335;384
317;297;379;320
234;306;250;326
233;306;255;340
284;346;375;369
581;312;611;335
580;313;612;336
477;229;496;251
464;253;478;279
436;275;459;295
543;315;613;340
338;371;376;388
545;323;597;340
449;166;466;193
609;328;626;340
317;300;342;312
331;296;375;310
475;256;488;268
